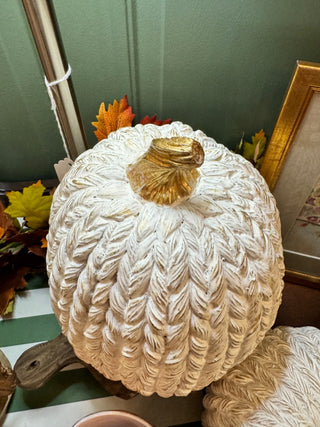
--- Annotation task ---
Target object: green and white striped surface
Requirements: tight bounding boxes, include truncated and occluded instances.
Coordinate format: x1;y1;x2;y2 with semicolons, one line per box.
0;274;203;427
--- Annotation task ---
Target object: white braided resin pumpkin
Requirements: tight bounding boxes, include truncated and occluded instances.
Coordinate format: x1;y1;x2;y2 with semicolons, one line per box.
202;326;320;427
47;121;284;397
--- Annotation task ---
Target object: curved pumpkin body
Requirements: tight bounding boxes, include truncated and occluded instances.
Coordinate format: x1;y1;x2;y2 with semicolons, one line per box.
202;326;320;426
47;122;284;397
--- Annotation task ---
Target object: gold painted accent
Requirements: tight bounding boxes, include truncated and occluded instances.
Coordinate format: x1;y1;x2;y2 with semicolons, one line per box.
260;61;320;191
127;137;204;205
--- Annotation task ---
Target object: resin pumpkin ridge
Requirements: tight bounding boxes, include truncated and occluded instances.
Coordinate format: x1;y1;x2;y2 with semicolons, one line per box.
202;326;320;426
47;121;285;397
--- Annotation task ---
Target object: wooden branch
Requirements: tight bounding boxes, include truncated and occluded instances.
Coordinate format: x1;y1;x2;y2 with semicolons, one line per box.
14;334;136;399
14;334;78;390
0;349;15;421
0;351;16;398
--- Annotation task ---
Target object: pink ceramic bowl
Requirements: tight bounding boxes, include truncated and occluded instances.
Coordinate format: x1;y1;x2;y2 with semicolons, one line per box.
73;410;153;427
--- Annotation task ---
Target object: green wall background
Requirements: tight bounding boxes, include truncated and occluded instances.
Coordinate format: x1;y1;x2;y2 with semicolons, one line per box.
1;0;320;181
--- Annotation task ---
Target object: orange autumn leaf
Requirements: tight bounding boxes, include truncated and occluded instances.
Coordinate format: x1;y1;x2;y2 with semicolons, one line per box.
41;237;47;248
92;95;135;141
0;287;15;316
140;114;172;126
0;201;17;240
0;266;30;315
253;129;266;141
6;229;48;258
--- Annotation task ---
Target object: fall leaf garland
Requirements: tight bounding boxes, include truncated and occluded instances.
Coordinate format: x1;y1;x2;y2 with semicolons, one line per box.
92;96;135;141
0;181;52;316
139;114;172;126
5;180;53;229
234;129;267;169
92;97;266;169
0;203;16;241
92;95;172;141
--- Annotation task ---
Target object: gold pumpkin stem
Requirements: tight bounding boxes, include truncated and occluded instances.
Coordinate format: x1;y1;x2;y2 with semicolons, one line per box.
127;137;204;205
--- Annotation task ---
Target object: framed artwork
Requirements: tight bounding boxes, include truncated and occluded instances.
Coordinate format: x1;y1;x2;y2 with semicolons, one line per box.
260;61;320;289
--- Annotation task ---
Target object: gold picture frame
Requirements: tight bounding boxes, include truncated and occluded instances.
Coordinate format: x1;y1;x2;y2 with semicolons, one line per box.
260;61;320;288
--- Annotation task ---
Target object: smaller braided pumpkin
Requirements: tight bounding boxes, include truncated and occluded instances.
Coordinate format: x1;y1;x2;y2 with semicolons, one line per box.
47;122;284;397
202;326;320;427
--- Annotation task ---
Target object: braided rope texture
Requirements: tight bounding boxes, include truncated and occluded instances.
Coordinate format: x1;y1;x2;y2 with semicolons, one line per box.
47;122;284;397
203;326;320;426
